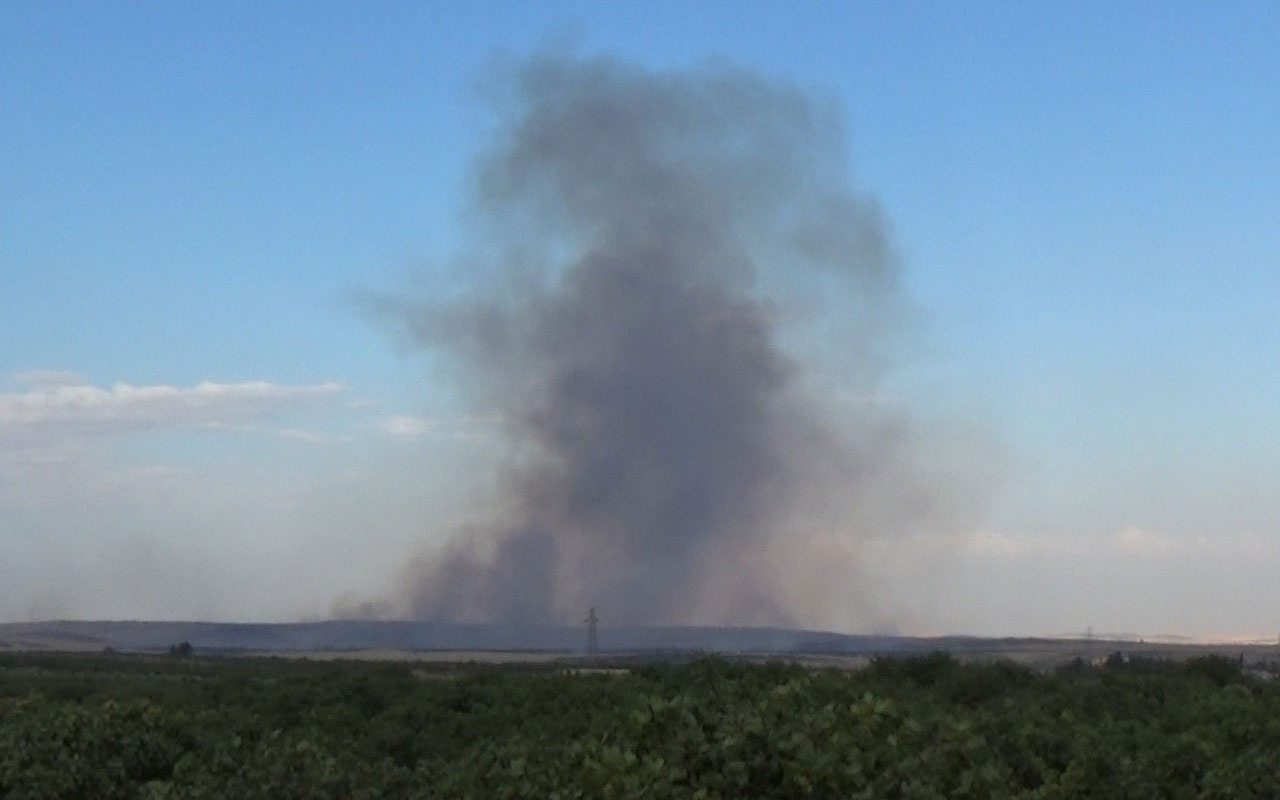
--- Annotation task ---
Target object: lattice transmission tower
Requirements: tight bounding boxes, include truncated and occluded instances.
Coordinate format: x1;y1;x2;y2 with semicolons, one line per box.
585;607;599;656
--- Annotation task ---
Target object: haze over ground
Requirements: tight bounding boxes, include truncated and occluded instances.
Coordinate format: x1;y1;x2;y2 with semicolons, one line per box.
2;3;1278;639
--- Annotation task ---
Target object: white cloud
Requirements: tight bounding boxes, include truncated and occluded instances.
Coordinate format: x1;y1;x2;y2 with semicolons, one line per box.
965;529;1042;557
1113;525;1177;555
836;389;892;406
961;527;1175;558
376;413;504;440
277;428;351;444
0;379;342;433
381;415;430;438
963;525;1251;561
927;523;1280;639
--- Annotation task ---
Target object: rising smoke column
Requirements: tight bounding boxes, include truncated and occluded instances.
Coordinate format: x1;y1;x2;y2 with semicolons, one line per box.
382;55;945;627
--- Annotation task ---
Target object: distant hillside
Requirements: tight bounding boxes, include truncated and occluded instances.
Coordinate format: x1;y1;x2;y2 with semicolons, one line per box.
0;619;943;656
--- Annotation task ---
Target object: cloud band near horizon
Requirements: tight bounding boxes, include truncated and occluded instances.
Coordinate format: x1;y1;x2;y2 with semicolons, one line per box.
0;376;343;433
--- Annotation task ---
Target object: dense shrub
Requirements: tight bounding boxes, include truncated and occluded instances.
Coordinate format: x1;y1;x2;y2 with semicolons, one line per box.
3;651;1280;798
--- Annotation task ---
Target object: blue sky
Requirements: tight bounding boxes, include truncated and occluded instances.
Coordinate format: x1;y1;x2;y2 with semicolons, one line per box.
2;2;1278;637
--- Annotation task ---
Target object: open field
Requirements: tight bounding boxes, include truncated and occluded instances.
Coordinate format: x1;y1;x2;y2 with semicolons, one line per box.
4;619;1279;673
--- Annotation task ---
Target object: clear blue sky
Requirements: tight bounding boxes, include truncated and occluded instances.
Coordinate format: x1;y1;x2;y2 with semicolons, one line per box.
2;1;1278;637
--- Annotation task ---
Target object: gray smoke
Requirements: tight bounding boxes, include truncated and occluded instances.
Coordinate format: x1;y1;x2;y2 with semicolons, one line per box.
375;54;967;628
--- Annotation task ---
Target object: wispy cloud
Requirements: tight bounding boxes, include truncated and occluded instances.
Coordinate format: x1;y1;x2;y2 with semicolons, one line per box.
375;413;502;440
379;415;430;438
836;389;893;406
0;378;342;434
277;428;351;445
964;525;1273;561
1113;525;1177;555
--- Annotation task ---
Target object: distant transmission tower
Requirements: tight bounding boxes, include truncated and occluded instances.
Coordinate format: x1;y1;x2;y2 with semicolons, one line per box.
585;607;599;657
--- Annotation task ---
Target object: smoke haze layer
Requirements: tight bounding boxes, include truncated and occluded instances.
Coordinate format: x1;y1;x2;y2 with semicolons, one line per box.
378;55;970;628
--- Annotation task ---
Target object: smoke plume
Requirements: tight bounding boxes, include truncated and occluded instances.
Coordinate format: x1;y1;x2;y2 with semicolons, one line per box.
376;54;974;628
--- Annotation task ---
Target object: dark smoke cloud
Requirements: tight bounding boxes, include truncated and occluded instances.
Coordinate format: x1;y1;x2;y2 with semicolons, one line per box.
374;54;978;628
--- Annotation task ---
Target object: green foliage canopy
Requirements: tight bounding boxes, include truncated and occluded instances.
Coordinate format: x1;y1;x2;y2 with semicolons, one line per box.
2;651;1279;798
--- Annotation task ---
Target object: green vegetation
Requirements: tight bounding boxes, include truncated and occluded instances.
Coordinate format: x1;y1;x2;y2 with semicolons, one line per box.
3;651;1279;798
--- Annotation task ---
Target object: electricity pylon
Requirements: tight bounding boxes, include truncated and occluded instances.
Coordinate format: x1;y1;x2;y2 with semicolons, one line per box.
585;607;599;656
